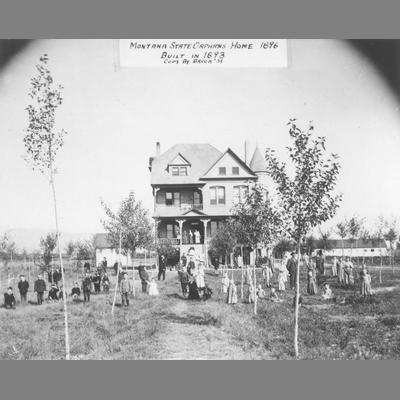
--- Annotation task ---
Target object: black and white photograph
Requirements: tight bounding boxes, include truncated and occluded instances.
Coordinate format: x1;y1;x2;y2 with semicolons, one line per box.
1;39;400;360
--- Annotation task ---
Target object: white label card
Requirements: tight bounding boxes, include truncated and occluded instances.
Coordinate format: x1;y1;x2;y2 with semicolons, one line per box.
119;39;288;68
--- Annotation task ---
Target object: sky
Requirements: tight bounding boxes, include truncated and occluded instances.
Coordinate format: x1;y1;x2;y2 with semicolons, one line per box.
1;39;400;237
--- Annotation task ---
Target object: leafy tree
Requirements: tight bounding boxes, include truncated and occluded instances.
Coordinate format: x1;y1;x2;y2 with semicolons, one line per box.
265;119;342;358
209;221;237;263
274;237;296;258
65;241;76;260
23;54;70;359
40;233;57;269
231;185;282;264
75;240;94;261
101;192;154;259
0;233;17;271
317;228;332;252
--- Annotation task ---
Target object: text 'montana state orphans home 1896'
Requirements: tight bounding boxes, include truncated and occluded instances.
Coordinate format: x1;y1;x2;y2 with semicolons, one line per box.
149;141;270;267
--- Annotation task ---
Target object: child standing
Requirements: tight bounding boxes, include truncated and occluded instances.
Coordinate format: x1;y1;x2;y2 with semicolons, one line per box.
148;278;159;296
221;272;229;294
82;272;92;302
120;272;132;306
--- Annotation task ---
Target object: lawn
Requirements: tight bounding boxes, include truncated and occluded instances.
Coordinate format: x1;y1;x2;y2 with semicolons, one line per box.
0;266;399;359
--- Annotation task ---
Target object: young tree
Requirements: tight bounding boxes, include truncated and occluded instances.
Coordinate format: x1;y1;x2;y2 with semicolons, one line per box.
336;221;348;258
384;224;398;273
23;54;70;359
317;228;332;252
230;184;282;314
209;222;237;266
75;240;94;261
347;216;364;262
265;119;342;358
101;192;154;259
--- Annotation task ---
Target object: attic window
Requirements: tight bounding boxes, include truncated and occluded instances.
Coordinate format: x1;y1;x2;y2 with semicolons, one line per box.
170;165;188;176
232;167;239;175
219;167;226;176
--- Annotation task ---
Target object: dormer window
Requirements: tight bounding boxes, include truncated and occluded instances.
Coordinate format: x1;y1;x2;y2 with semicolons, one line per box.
167;153;191;176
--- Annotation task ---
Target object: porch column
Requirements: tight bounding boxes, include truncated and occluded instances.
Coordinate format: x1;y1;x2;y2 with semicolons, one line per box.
154;218;161;269
153;188;160;213
176;219;186;261
201;219;211;268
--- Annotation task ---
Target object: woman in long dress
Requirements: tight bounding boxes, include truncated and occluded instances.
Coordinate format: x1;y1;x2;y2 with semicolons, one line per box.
226;279;238;304
277;262;287;292
307;263;318;295
221;272;229;294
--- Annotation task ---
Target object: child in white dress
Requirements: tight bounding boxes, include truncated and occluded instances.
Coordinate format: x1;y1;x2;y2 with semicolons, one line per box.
148;278;159;296
221;272;230;294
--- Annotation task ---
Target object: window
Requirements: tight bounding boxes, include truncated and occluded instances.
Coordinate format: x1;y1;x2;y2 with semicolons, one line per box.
218;187;225;204
219;167;226;175
180;166;188;176
193;191;201;206
166;191;180;206
170;165;189;176
210;186;225;205
233;185;249;204
166;224;178;238
232;167;239;175
171;166;179;176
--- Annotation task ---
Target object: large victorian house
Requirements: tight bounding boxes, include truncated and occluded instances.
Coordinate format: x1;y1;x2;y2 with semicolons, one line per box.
149;142;268;266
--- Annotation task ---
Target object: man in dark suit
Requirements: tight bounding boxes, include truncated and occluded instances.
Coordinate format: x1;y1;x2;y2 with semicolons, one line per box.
286;253;298;290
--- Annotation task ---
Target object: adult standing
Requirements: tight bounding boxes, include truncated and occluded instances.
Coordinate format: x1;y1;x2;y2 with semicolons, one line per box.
332;257;338;276
158;255;166;281
101;257;108;272
307;262;318;295
277;261;287;291
18;275;29;305
337;257;345;284
34;274;46;305
286;252;297;290
138;265;150;293
315;250;325;275
82;271;92;302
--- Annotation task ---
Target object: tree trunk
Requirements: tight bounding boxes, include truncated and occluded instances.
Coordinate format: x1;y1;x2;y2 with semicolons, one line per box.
294;239;302;358
111;231;122;316
50;168;70;360
253;261;257;315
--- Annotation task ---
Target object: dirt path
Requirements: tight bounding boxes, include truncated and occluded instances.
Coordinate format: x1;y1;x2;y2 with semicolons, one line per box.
156;299;264;360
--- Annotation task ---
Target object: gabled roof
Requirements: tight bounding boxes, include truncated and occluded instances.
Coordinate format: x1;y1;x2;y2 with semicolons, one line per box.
168;153;191;166
201;148;257;179
150;144;222;185
249;146;267;173
181;209;207;216
93;233;114;249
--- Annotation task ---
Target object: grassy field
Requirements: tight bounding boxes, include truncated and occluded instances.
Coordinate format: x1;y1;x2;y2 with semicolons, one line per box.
0;265;400;359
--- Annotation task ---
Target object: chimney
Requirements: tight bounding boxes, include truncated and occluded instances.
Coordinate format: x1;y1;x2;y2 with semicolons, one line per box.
244;140;251;165
156;142;160;156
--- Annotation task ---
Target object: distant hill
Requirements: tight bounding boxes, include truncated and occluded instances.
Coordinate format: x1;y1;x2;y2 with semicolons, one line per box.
0;227;95;252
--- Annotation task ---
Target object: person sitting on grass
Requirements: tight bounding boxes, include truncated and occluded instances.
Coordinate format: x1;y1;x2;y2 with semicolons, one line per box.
47;283;59;301
256;284;266;299
221;272;229;294
269;288;282;303
321;283;334;300
71;282;81;301
226;278;238;305
3;287;16;309
148;277;159;296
